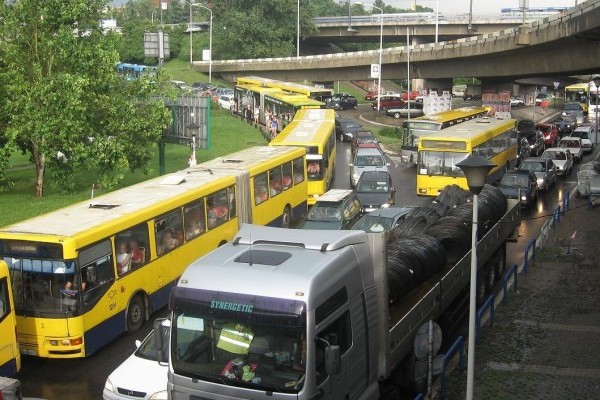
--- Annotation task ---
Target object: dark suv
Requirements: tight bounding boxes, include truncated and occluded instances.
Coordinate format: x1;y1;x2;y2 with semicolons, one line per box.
298;189;363;230
328;93;358;110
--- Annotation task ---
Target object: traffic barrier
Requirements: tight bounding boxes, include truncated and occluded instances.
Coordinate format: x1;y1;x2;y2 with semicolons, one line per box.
476;295;495;344
551;205;561;228
502;264;519;305
562;191;570;214
523;238;537;275
440;335;465;400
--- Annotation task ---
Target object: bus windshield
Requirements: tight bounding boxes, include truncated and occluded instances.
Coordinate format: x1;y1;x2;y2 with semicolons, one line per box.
418;151;469;177
171;289;306;394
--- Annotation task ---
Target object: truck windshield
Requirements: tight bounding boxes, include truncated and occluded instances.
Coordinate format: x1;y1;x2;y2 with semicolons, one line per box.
171;288;306;394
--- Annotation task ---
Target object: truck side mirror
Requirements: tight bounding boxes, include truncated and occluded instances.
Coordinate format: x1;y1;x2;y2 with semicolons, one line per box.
154;319;166;363
325;345;341;375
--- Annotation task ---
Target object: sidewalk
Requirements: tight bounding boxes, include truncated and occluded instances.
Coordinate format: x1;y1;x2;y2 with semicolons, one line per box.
444;195;600;399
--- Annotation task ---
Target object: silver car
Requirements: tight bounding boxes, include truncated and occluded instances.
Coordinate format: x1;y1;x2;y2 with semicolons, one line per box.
518;157;557;191
350;147;390;187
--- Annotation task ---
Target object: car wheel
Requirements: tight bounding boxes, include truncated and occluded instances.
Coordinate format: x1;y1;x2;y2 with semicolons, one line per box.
353;104;358;110
393;112;401;119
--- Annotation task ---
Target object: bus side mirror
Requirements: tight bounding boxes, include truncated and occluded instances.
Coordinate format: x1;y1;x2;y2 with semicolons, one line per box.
325;345;341;375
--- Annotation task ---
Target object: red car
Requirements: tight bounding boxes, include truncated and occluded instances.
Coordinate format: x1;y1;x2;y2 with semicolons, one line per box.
365;91;378;100
371;95;404;111
536;123;559;146
401;91;420;101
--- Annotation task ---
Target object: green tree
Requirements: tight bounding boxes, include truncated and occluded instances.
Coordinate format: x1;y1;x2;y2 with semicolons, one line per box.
0;0;172;197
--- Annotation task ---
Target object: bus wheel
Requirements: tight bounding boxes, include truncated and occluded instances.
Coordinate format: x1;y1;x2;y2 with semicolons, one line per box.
127;295;145;332
281;206;292;229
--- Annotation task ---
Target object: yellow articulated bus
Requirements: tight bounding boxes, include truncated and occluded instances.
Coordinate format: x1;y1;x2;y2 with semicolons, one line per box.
564;82;591;113
236;76;333;100
401;107;490;164
0;260;20;377
416;117;518;196
269;108;337;205
0;146;307;358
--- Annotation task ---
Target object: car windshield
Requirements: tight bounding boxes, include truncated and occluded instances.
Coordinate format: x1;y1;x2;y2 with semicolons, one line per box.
136;322;170;361
342;121;360;129
356;179;389;193
353;215;394;232
564;103;580;111
355;155;384;166
537;126;550;133
560;140;580;148
500;174;530;188
357;136;377;145
543;151;566;160
520;161;545;172
572;131;589;139
306;204;342;222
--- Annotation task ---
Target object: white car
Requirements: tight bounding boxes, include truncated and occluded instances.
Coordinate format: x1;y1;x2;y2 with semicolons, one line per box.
571;125;597;153
103;319;170;400
559;136;585;161
218;95;235;110
510;97;524;107
542;148;574;176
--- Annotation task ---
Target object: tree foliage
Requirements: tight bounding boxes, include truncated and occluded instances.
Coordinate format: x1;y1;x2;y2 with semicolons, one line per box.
0;0;172;196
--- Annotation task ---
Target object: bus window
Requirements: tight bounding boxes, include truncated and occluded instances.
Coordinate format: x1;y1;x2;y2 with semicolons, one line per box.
281;162;293;190
184;199;206;241
269;168;282;196
115;223;150;275
254;173;269;205
155;210;184;256
293;158;305;184
77;240;115;310
207;189;230;230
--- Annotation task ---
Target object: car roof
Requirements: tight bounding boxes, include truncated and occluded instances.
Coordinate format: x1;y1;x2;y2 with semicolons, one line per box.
573;126;594;132
355;147;384;156
315;189;354;202
560;136;581;141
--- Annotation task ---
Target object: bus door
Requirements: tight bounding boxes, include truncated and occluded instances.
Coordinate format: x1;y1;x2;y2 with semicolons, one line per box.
0;261;20;377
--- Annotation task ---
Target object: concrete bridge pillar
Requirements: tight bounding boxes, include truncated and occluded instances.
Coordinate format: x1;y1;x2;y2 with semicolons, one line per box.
410;36;425;92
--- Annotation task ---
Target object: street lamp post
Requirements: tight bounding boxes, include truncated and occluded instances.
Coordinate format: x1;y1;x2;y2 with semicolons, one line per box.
371;4;383;114
456;154;496;400
593;75;600;146
198;5;213;83
189;1;195;64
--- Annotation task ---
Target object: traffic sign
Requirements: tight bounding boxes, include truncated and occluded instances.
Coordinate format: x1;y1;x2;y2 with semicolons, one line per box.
370;64;380;79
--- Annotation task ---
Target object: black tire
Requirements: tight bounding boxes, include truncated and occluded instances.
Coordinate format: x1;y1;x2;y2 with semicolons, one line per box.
281;205;292;229
494;249;506;281
393;112;401;119
476;271;487;307
127;295;145;332
353;104;358;110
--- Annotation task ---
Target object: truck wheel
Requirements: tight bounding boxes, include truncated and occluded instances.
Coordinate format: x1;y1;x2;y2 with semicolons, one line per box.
127;295;145;332
281;206;292;229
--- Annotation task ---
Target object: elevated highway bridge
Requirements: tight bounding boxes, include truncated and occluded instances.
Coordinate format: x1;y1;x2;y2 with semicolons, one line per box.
191;0;600;88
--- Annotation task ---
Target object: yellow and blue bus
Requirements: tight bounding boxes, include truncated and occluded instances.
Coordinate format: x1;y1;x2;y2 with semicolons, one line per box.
401;107;490;164
0;260;19;377
236;76;333;100
269;109;337;205
564;82;591;113
416;117;518;196
0;146;307;358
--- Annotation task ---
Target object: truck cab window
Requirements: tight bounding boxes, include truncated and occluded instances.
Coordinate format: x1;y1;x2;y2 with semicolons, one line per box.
315;311;351;385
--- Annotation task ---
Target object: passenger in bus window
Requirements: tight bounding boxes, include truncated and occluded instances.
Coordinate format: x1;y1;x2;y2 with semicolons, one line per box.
207;198;229;229
129;239;146;267
116;241;132;275
185;207;205;240
255;185;268;205
158;229;178;255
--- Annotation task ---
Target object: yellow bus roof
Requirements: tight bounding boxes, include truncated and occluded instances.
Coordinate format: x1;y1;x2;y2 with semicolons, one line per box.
265;91;325;107
236;76;333;97
270;112;335;148
419;117;516;148
293;108;336;122
412;106;489;124
565;83;590;90
0;146;303;239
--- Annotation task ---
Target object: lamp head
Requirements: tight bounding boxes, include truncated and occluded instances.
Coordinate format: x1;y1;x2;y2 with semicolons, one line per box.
456;154;496;195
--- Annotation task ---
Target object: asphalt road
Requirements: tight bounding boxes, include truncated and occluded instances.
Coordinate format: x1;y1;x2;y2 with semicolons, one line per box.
17;101;596;400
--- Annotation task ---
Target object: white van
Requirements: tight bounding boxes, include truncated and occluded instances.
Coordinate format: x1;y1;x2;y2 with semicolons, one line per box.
571;124;597;153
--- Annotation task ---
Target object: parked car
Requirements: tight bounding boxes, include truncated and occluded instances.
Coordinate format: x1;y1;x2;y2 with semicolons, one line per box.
559;136;584;161
562;102;585;125
298;189;362;230
386;102;424;119
542;147;574;176
518;157;557;191
103;318;170;400
517;119;535;132
510;97;525;107
518;130;546;157
351;130;380;156
498;170;538;208
535;93;554;105
217;94;235;110
351;206;414;232
570;124;597;153
354;171;396;213
328;93;358;110
535;123;560;147
335;118;363;142
350;147;390;187
371;95;404;111
401;91;420;101
365;91;378;100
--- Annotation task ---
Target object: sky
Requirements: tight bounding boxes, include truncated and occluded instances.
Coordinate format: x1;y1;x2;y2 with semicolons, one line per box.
394;0;579;15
